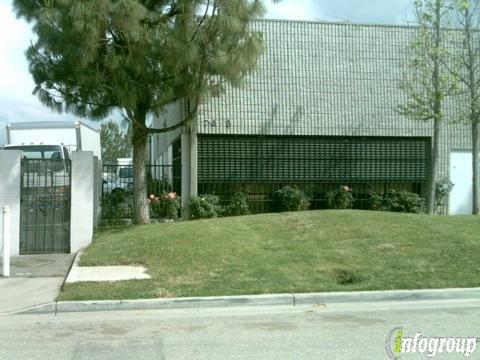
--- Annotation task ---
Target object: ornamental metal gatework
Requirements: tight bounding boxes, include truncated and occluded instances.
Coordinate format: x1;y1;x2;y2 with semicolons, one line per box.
101;164;181;219
20;159;71;254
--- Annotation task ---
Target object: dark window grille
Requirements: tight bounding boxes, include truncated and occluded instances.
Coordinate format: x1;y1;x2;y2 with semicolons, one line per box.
198;134;430;213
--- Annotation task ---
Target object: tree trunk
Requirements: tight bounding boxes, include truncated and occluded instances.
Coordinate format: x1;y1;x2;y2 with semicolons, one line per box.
463;6;479;215
473;120;480;214
427;0;442;215
427;117;441;214
132;110;150;224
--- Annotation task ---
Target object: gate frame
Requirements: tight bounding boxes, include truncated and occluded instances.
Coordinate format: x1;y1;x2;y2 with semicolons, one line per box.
0;150;96;256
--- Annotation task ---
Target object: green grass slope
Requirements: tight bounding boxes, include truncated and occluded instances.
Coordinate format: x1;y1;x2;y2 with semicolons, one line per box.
59;210;480;300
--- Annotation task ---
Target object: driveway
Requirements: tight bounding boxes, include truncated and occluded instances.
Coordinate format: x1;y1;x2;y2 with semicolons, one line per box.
0;254;75;314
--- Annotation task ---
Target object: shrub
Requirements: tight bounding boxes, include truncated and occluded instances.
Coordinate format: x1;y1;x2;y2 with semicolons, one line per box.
274;186;310;212
367;191;384;211
189;194;222;219
382;190;426;214
149;192;181;220
326;185;354;210
368;190;426;214
224;192;250;217
102;190;127;225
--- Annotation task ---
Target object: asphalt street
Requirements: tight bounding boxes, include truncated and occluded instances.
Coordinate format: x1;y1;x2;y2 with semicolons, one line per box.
0;299;479;359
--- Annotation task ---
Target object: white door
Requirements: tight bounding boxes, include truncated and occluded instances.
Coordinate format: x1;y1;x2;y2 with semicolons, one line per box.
449;151;472;215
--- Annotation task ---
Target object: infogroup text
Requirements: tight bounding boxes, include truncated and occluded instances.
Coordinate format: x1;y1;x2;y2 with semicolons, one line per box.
386;328;478;359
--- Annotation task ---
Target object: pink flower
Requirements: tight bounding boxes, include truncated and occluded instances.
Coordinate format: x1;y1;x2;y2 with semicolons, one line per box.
168;192;176;199
149;194;156;200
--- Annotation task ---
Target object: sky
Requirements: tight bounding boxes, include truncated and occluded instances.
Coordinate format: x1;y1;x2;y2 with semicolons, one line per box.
0;0;415;145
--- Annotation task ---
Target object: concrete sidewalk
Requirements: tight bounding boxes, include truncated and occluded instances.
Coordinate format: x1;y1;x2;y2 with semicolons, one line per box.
0;277;64;314
2;254;75;278
0;254;75;314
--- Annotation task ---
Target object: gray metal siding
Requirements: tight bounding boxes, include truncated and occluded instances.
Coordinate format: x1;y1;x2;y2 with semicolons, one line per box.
196;20;472;187
197;21;430;137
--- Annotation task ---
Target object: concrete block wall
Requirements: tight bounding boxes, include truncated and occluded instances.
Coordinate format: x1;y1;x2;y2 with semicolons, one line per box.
0;150;21;256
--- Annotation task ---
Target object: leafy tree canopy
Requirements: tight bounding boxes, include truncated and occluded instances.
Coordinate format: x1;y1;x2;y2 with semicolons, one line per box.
13;0;265;132
14;0;267;223
100;120;131;164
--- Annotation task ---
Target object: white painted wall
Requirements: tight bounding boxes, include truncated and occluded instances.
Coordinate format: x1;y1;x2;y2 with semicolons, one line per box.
449;151;473;215
150;100;185;163
0;150;21;256
70;151;95;252
79;125;102;159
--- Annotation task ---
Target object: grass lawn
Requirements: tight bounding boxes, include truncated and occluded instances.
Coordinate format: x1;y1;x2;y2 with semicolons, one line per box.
59;210;480;301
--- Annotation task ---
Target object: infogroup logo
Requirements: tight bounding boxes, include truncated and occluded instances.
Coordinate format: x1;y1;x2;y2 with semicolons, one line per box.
385;327;479;359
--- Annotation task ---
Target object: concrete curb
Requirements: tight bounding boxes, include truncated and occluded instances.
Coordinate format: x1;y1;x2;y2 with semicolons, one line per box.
60;251;79;291
16;294;294;315
293;287;480;305
11;287;480;315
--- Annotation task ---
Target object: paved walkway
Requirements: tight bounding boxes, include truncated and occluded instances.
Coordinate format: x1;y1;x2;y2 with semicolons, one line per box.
0;254;75;314
4;254;75;278
65;252;150;283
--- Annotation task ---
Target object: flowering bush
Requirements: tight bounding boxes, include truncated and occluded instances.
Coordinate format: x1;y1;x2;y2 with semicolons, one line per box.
147;176;173;196
274;186;310;212
326;185;354;210
149;192;181;220
189;194;222;219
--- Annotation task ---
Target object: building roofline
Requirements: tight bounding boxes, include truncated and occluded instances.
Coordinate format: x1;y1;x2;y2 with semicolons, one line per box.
8;121;100;133
255;17;464;32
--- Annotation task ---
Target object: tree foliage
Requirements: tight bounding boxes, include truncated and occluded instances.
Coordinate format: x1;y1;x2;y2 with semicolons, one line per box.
398;0;457;214
399;0;458;122
13;0;266;223
100;120;131;164
14;0;265;124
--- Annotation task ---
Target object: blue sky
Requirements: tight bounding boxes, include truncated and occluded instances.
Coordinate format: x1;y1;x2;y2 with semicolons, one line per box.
0;0;415;145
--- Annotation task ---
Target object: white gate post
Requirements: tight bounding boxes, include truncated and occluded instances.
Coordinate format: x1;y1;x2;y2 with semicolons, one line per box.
70;151;95;252
2;206;10;277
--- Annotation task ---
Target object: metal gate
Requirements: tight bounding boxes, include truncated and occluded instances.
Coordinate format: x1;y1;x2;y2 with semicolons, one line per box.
20;159;71;254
